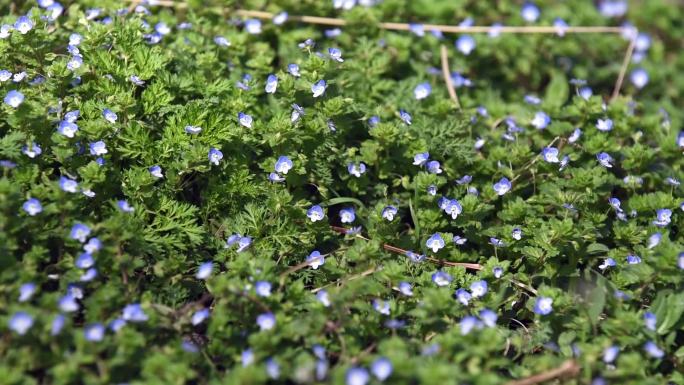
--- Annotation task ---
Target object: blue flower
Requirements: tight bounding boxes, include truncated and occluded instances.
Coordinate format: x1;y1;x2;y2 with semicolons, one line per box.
414;83;432;100
644;311;656;331
307;205;325;222
524;95;541;105
444;199;462;219
648;232;662;249
238;112;253;128
22;142;42;158
325;28;342;38
453;235;467;245
427;185;437;196
666;177;680;186
643;341;664;359
59;176;79;192
598;258;616;270
382;206;398;221
312;80;327;97
287;63;300;77
191;308;210;325
370;357;392;381
18;282;36;302
455;175;472;185
255;281;272;297
102;108;117;123
208;147;223;165
0;24;11;39
130;75;145;85
84;237;102;254
307;250;325;269
348;162;367;177
149;165;163;178
291;103;305;123
89;141;107;156
67;55;83;71
57;120;79;138
244;19;262;34
76;252;95;269
22;198;43;216
426;160;442;174
80;267;98;282
399;110;412;125
275;156;293;174
339;207;355;223
493;266;504;278
328;48;344;62
256;312;276;330
603;345;619;363
398;281;413;296
408;23;424;37
109;318;127;332
493;177;512;196
368;116;380;127
372;299;390;315
214;35;230;47
70;223;91;243
58;293;79;312
64;110;80;122
122;303;148;322
479;308;498;327
608;197;623;212
470;280;488;298
653;209;672;227
9;312;34;335
346;367;370;385
4;90;24;108
265;74;278;94
455;35;476;55
596;118;613;132
521;2;540;22
533;296;553;315
266;358;280;379
626;254;641;264
51;314;65;336
460;316;480;335
531;111;551;129
596;152;614;168
14;16;33;34
554;18;569;36
405;250;425;263
599;1;628;17
678;253;684;269
196;261;213;280
84;323;105;342
512;227;523;240
630;68;648;89
579;86;593;100
117;200;134;213
541;147;560;163
236;236;252;252
426;233;445;252
155;22;171;35
568;128;582;143
316;290;331;306
273;11;288;25
413;152;429;166
431;271;452;286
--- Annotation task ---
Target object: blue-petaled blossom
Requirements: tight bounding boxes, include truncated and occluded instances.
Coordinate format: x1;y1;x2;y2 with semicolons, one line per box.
236;236;252;252
534;296;553;315
399;110;412;125
431;271;452;286
346;367;370;385
59;293;80;312
414;83;431;100
666;177;680;186
626;254;641;264
493;177;512;196
109;318;126;332
596;152;613;168
76;252;95;269
196;261;213;280
287;63;300;77
22;198;43;216
644;311;656;331
185;125;201;134
460;316;479;335
117;200;134;213
238;112;253;128
14;16;33;34
382;206;398;221
426;233;445;252
426;160;442;174
455;35;476;55
644;341;664;359
89;141;107;156
603;345;619;363
18;282;36;302
470;280;488;298
265;74;278;94
191;308;210;325
66;55;83;71
559;155;570;171
58;120;79;138
413;152;429;166
214;35;230;47
149;165;163;179
307;250;325;269
569;128;582;143
265;357;280;379
554;18;569;36
398;281;413;296
456;175;472;185
0;70;11;82
122;303;148;322
453;236;467;246
596;118;613;132
653;209;672;227
51;314;65;336
64;110;80;122
244;19;262;34
208;147;223;165
371;358;392;381
312;80;327;97
512;227;523;240
405;250;425;263
4;90;24;108
9;312;34;335
427;185;437;196
316;290;331;306
84;323;105;342
408;23;424;37
524;95;541;105
373;299;390;315
70;223;91;243
79;267;97;282
531;111;551;129
648;232;661;249
307;205;325;222
102;109;117;123
315;359;328;380
275;156;293;174
339;207;355;223
255;281;272;297
598;258;617;270
630;68;648;89
256;312;276;330
328;48;344;62
59;176;78;193
155;22;171;35
445;200;462;220
22;142;42;158
325;28;342;38
11;72;26;82
600;1;628;17
493;267;504;278
609;197;623;212
291;103;305;123
0;24;11;39
479;308;498;327
521;2;540;22
579;86;593;100
348;162;367;177
368;116;380;127
273;11;288;25
130;75;145;85
541;147;560;163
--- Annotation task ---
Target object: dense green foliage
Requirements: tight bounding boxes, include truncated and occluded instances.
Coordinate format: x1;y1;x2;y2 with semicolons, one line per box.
1;0;683;384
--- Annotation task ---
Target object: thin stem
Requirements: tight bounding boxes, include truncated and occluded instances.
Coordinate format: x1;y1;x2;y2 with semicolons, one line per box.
611;32;638;101
440;45;460;109
504;360;580;385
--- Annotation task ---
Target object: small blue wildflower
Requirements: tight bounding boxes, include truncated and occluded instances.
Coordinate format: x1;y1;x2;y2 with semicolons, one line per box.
307;250;325;269
382;206;398;221
339;207;355;223
59;176;79;193
609;197;623;212
155;22;171;35
214;35;230;47
596;118;613;132
287;63;300;77
238;112;253;128
348;162;366;177
398;282;413;296
0;70;11;82
208;147;223;165
493;177;512;196
653;209;672;227
427;185;437;196
265;74;278;94
316;290;331;306
80;267;98;282
70;223;91;243
648;232;662;249
122;304;148;322
275;156;293;174
455;175;472;185
18;283;36;302
51;314;65;336
531;111;551;129
89;141;107;156
534;296;553;315
191;308;210;325
470;280;488;298
307;205;325;222
455;35;476;55
460;316;480;335
181;339;199;353
130;75;145;85
291;103;305;123
22;142;42;158
254;281;272;297
426;160;442;174
346;367;370;385
84;323;105;342
266;358;280;379
148;165;163;179
58;120;79;138
102;108;117;123
0;24;11;39
541;147;560;163
445;199;463;219
569;128;582;143
598;258;617;270
405;250;425;263
666;177;680;186
312;80;327;97
524;94;541;105
554;18;569;36
372;299;390;315
493;267;504;278
109;318;126;332
59;293;79;312
256;312;276;330
431;271;452;286
579;86;593;100
512;227;523;240
453;235;467;245
426;233;445;252
9;312;34;335
22;198;43;216
117;200;134;213
315;359;328;380
521;2;540;22
413;152;429;166
600;0;628;17
596;152;614;168
408;23;424;37
644;341;664;359
678;253;684;269
325;28;342;38
273;11;288;25
644;311;656;331
14;16;33;34
630;68;648;89
75;252;95;269
4;90;24;108
626;254;641;264
236;236;252;252
368;116;380;127
603;345;619;363
399;110;412;125
244;19;262;34
328;48;344;62
479;308;498;327
414;82;431;100
195;261;213;280
371;358;392;381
